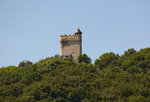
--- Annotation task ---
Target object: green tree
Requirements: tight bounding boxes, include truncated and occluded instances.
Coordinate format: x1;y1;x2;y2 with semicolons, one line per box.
94;52;119;69
124;48;136;57
1;47;150;102
77;54;91;63
18;60;33;68
119;48;136;64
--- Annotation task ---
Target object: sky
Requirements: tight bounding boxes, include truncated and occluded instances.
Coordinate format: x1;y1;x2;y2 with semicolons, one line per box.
0;0;150;67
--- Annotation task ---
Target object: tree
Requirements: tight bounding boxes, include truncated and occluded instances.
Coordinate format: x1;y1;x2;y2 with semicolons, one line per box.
94;52;119;69
119;48;136;63
77;54;91;63
18;60;33;68
129;52;144;61
124;48;136;57
1;48;150;102
35;57;60;73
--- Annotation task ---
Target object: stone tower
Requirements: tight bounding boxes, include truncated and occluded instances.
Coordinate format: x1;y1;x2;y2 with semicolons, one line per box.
60;28;82;63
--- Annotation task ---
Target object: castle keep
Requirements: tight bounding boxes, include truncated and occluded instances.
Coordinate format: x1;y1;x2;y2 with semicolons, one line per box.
60;28;82;63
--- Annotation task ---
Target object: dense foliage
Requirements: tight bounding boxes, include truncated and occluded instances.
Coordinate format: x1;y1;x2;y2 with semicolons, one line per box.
0;48;150;102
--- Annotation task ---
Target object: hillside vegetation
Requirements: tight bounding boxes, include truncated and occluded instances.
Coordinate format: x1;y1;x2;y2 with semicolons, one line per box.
0;48;150;102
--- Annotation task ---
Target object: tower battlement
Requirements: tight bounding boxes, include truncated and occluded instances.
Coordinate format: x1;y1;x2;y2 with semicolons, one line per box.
60;28;82;63
60;34;81;43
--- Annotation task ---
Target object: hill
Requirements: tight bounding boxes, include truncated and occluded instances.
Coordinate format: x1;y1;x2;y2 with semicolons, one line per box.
0;48;150;102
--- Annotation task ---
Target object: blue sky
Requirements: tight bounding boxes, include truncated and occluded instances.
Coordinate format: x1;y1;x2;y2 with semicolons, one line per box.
0;0;150;67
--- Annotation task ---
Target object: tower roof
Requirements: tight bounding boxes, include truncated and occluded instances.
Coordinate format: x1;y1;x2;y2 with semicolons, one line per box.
75;27;82;34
